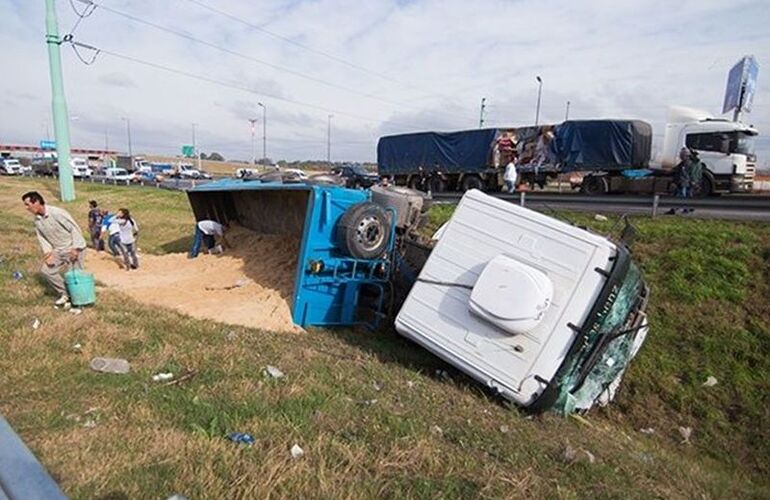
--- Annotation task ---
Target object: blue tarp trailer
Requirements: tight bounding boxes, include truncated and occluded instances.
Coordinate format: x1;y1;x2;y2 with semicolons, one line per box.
187;179;395;328
376;120;652;192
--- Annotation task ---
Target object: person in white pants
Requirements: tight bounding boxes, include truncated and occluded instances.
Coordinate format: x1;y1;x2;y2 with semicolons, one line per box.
503;161;518;193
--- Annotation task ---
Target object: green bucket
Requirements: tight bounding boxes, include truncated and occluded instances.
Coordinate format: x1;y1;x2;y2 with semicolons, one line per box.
64;269;96;306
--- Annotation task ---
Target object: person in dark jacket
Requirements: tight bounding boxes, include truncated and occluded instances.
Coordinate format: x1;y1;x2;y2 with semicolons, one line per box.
674;148;692;198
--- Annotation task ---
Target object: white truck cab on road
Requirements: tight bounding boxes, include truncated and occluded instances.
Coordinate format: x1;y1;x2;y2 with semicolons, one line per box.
660;107;758;194
70;157;93;178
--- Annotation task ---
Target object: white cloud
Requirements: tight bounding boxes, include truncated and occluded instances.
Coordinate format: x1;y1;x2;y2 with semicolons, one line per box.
0;0;768;164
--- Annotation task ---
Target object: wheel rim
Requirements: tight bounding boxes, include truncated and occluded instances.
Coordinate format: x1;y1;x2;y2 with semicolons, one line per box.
356;215;385;252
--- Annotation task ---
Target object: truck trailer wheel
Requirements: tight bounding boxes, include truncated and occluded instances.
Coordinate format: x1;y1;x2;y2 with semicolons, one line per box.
460;175;484;192
429;176;447;193
581;175;608;196
337;202;391;259
694;175;713;197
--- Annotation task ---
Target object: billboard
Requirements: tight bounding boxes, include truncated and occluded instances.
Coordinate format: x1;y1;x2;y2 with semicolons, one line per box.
40;140;56;150
723;55;759;114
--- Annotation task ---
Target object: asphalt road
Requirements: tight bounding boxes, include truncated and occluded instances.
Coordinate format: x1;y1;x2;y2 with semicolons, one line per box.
64;175;770;222
433;192;770;221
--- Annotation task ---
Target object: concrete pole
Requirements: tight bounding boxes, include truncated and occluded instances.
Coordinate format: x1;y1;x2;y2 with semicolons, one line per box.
327;114;333;163
257;102;266;163
535;76;543;126
45;0;74;201
248;118;257;164
478;97;486;128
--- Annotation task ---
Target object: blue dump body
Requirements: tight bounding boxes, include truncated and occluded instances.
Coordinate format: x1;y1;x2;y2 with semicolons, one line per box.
187;179;393;328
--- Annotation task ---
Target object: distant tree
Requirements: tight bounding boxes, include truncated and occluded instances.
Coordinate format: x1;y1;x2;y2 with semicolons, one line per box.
207;152;225;162
199;152;208;160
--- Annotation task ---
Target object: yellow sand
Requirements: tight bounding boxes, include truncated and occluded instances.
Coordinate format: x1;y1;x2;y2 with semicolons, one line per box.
88;227;302;333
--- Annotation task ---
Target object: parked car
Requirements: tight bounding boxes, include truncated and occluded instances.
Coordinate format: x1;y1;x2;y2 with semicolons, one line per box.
0;158;23;175
331;164;379;188
104;167;134;182
137;171;165;183
71;157;93;178
31;157;58;176
282;168;309;181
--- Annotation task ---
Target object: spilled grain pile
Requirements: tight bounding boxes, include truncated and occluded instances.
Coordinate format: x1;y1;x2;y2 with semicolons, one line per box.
88;226;301;332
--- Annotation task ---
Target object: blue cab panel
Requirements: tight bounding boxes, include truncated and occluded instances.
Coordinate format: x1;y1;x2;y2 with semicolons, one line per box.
187;179;391;328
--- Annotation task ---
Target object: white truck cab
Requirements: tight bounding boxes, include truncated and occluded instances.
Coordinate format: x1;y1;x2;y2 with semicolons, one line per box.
176;163;202;179
396;190;649;413
660;107;758;194
70;157;93;178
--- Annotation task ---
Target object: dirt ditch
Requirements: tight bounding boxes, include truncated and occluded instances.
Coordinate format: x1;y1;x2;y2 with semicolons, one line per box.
88;226;302;333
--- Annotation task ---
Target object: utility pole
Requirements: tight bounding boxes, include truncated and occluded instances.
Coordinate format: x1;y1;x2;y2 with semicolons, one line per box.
535;76;543;126
121;117;132;157
248;118;258;164
327;114;333;163
192;123;202;170
45;0;74;201
257;102;266;163
565;100;571;120
104;129;109;151
478;97;486;128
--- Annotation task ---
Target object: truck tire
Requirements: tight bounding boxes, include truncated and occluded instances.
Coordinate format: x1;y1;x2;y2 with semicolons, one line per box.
336;202;391;259
429;176;446;193
581;175;608;196
408;176;422;191
694;175;713;197
460;175;484;192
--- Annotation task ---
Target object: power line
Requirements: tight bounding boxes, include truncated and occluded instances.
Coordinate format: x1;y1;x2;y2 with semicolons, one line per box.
72;0;475;124
63;38;442;131
182;0;459;104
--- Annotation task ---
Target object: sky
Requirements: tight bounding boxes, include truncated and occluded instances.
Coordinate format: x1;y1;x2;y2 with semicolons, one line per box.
1;0;769;165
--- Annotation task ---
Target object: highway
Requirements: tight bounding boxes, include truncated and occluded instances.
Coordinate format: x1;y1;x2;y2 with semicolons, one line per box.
64;175;770;222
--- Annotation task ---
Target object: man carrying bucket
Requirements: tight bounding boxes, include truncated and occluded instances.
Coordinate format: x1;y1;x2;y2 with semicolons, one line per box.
22;191;87;306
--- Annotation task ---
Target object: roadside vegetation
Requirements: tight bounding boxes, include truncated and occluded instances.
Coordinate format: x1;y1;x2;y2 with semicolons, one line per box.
1;177;768;498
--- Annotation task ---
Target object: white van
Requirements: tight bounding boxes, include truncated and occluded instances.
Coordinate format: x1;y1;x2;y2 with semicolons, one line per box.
70;157;93;178
395;189;649;413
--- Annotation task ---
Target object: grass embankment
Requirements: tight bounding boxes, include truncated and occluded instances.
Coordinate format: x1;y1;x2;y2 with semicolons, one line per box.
1;177;769;498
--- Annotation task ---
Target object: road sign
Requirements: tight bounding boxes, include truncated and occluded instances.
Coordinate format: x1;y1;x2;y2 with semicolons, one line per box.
723;55;759;114
182;145;194;157
40;140;56;150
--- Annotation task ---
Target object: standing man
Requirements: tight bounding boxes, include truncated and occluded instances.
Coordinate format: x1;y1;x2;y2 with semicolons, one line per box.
87;200;104;251
188;219;229;258
503;160;518;193
22;191;87;306
674;148;692;199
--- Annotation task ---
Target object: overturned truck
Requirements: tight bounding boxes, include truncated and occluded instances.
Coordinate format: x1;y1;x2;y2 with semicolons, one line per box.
187;179;649;413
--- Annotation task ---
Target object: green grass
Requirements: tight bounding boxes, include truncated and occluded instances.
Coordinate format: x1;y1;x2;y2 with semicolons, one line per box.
1;177;769;498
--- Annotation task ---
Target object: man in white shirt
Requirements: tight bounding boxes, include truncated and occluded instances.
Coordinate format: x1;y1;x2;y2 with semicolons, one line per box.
188;219;229;258
503;161;518;193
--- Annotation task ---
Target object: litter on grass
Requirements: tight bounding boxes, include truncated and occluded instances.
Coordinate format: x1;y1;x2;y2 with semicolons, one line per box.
89;357;131;374
227;432;255;446
264;365;285;379
290;444;304;459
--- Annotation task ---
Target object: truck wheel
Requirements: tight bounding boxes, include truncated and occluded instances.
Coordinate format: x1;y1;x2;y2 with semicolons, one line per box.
581;175;608;196
337;202;391;259
460;175;484;192
429;176;446;193
695;176;713;197
408;176;422;190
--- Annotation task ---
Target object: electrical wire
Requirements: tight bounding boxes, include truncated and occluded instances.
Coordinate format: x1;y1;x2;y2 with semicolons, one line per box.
63;38;438;130
182;0;461;104
74;0;476;124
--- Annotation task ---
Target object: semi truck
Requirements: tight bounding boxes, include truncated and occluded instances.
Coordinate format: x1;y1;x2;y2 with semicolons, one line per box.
377;107;758;196
116;155;149;172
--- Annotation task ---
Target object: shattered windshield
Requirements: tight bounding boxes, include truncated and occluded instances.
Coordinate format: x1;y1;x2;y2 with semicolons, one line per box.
551;262;647;414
